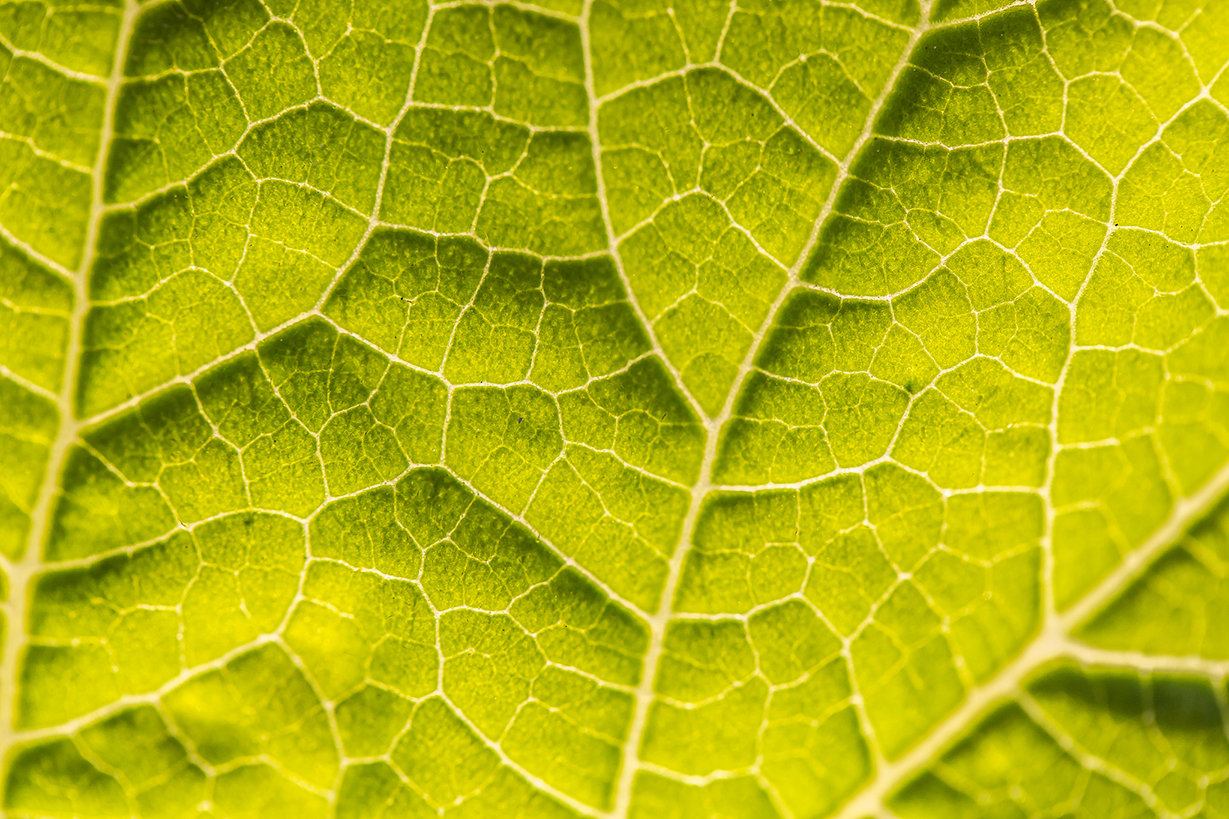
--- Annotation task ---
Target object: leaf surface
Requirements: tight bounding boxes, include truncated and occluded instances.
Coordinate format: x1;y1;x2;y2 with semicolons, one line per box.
1;0;1228;816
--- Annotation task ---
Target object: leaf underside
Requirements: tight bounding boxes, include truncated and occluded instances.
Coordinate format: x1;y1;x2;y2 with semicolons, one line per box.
1;0;1228;816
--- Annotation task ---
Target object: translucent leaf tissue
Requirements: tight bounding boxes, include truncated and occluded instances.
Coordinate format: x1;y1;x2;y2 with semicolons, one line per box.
1;0;1228;816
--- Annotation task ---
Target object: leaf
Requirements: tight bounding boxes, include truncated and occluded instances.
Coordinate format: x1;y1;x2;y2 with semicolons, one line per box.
1;0;1228;816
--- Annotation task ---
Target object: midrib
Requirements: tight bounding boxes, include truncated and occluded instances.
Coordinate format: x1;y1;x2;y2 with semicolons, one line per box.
608;0;940;814
0;0;142;775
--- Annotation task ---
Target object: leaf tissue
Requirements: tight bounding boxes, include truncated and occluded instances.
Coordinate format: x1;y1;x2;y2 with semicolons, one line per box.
0;0;1228;816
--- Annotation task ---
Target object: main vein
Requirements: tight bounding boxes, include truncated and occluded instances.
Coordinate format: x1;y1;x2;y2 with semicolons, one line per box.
0;0;142;770
607;1;937;813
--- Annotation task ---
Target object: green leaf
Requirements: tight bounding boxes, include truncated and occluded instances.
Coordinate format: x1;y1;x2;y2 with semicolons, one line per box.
1;0;1228;816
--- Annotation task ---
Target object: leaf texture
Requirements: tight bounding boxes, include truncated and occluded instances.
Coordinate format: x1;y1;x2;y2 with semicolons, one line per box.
0;0;1228;816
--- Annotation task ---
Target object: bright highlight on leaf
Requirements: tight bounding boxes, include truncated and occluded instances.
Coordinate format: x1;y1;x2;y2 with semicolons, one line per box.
0;0;1227;816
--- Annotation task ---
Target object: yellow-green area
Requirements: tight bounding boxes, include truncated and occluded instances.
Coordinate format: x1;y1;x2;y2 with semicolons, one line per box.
1;0;1228;816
